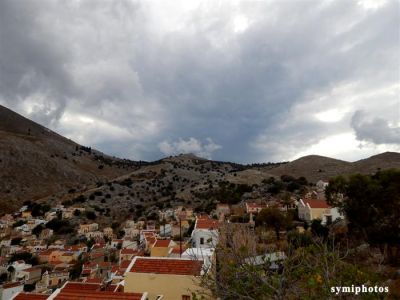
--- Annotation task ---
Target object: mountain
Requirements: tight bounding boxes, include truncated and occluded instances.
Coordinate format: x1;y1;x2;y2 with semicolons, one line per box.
1;104;399;215
0;105;139;213
264;152;400;182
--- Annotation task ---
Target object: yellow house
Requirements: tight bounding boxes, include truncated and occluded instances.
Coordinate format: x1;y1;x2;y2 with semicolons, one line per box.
21;211;32;219
297;199;343;225
59;252;78;263
124;257;210;300
150;239;176;257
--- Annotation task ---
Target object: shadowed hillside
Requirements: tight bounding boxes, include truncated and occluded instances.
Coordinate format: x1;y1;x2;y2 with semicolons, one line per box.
0;105;139;213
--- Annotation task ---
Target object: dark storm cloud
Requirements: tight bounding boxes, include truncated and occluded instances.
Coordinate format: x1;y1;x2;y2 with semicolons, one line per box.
351;110;400;144
0;0;398;162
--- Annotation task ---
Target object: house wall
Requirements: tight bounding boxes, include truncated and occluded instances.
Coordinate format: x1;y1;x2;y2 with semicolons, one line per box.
150;247;170;257
192;229;218;249
309;208;331;221
321;207;343;225
297;205;310;222
0;284;24;300
124;272;207;300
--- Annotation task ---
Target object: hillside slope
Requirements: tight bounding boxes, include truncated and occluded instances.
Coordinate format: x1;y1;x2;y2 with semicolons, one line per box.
263;152;400;182
0;105;137;213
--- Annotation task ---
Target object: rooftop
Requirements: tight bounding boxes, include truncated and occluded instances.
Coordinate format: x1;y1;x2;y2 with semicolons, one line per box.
13;293;48;300
128;257;203;276
153;239;171;248
303;199;331;209
195;219;219;230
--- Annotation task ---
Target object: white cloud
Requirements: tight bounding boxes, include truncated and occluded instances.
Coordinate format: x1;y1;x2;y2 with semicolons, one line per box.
159;137;221;159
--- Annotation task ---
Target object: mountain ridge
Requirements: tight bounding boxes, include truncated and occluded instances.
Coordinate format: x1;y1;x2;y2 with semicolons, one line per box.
0;104;399;213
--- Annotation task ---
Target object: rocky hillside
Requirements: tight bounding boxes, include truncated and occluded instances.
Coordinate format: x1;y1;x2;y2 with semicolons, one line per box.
1;105;399;215
263;152;400;182
0;105;140;213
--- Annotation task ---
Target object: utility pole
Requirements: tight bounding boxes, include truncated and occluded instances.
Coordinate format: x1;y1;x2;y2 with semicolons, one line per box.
179;217;182;258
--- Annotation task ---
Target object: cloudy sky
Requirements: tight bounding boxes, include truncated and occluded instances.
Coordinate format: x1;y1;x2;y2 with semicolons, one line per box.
0;0;399;163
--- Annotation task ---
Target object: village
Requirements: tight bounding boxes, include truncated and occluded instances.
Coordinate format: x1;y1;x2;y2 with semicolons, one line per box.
0;179;344;300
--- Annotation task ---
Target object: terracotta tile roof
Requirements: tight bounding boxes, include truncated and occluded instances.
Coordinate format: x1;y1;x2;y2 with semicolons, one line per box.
129;257;203;275
85;278;102;284
246;202;266;208
153;239;171;248
196;214;210;220
63;282;101;291
2;281;24;288
13;293;48;300
104;284;118;292
54;290;143;300
304;199;331;209
217;204;229;208
83;262;98;269
63;246;81;251
195;219;219;230
146;237;156;245
38;250;53;256
120;249;138;255
81;269;92;275
90;253;104;259
21;267;41;272
120;260;132;269
99;262;112;268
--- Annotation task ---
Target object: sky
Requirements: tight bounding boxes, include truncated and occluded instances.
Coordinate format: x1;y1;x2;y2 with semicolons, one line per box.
0;0;399;164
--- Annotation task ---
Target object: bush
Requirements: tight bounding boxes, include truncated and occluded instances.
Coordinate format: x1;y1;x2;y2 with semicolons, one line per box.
46;219;74;234
85;211;97;220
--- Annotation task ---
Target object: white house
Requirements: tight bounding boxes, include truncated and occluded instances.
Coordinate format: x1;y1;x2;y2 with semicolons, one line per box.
182;247;215;271
0;282;24;300
191;217;219;248
316;180;329;191
297;199;343;225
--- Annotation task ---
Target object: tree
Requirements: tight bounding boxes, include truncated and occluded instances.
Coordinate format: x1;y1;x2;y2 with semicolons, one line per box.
281;193;294;210
256;207;288;240
0;272;7;283
326;170;400;265
32;224;45;237
85;211;97;220
197;224;382;300
310;219;329;240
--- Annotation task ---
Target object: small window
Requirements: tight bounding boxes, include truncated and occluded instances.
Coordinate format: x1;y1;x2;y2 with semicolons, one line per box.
182;295;191;300
200;237;204;245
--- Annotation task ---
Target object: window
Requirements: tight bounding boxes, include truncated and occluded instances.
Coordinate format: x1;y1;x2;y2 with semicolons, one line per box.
200;237;204;245
326;215;332;225
182;295;191;300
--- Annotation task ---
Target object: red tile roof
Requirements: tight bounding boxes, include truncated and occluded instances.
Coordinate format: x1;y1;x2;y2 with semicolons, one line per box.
129;257;202;275
99;262;112;268
195;219;219;230
246;202;266;208
54;290;143;300
85;278;102;284
21;267;41;272
153;239;171;248
304;199;331;209
2;281;24;288
63;282;101;291
13;293;48;300
120;248;138;255
81;269;92;275
120;260;132;269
